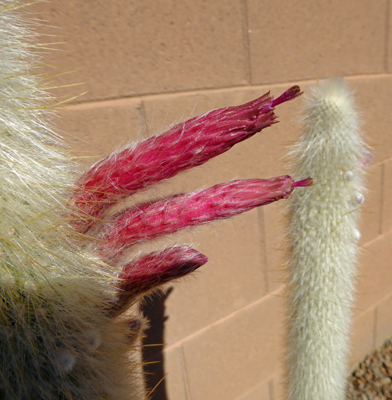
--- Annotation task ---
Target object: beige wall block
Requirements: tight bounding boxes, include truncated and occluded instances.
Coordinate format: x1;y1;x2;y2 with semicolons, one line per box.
261;202;290;293
271;371;287;400
359;163;382;245
32;0;247;102
355;232;392;312
375;293;392;347
236;378;271;400
57;99;145;166
348;76;392;164
182;292;286;400
348;308;375;368
388;0;392;72
381;158;392;234
247;0;386;84
161;346;189;400
161;209;266;345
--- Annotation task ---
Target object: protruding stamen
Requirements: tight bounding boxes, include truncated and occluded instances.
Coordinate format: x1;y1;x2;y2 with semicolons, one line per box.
271;85;303;107
293;177;313;188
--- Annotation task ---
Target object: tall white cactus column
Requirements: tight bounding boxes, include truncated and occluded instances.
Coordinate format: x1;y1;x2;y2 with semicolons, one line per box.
286;79;368;400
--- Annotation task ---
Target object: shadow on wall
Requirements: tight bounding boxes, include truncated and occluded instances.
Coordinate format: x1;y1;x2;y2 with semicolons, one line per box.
141;287;173;400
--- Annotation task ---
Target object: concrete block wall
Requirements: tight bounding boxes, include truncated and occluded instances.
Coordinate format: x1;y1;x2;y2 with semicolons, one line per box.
30;1;392;399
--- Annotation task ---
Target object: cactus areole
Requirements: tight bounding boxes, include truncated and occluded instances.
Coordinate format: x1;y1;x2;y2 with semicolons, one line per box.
0;1;311;399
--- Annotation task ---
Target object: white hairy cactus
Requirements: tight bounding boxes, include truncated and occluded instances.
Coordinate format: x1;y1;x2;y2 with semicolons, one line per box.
0;2;147;399
286;79;368;400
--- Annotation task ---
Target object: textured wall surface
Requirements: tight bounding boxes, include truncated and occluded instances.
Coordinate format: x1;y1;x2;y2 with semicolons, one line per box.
31;1;392;399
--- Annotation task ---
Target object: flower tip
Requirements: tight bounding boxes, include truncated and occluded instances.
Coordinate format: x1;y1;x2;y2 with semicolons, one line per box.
196;253;209;266
181;249;209;271
293;177;313;188
271;85;303;107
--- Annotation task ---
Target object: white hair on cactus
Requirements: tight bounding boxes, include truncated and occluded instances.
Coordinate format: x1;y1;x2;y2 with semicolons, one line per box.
84;330;102;351
0;1;145;399
56;352;77;373
286;78;367;400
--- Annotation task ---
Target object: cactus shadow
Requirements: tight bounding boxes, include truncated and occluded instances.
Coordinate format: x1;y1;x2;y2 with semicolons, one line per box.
141;287;173;400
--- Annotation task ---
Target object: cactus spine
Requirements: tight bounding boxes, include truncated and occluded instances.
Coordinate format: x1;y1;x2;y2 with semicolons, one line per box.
287;79;367;400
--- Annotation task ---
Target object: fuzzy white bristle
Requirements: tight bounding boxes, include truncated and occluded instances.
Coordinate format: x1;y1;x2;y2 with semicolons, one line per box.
0;1;144;399
56;352;77;373
286;78;367;400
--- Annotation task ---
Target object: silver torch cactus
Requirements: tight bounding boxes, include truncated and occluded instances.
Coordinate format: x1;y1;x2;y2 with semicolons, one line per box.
287;79;369;400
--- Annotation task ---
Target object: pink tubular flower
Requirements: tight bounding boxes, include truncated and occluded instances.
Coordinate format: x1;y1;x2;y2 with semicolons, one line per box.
71;86;302;233
111;246;208;314
98;176;312;260
64;84;311;315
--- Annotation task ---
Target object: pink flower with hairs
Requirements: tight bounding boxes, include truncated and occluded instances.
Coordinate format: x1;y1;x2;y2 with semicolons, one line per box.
70;85;311;310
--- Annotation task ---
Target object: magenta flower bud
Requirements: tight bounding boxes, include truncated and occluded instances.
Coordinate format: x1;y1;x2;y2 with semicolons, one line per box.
111;246;208;314
98;175;311;260
71;86;302;232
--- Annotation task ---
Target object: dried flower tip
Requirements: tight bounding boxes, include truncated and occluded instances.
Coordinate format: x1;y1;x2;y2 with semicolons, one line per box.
271;85;302;107
293;177;313;188
111;247;207;314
